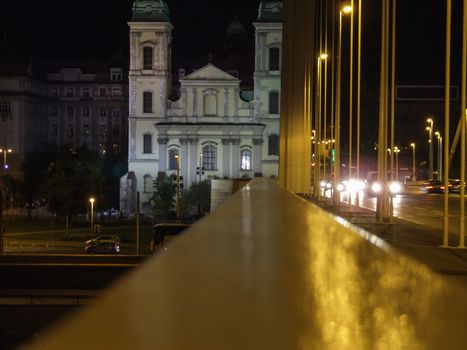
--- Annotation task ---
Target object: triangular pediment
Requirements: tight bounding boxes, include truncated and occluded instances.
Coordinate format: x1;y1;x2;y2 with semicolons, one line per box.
181;63;239;82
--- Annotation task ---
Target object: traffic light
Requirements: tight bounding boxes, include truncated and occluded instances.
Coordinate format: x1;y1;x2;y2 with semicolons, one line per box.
179;176;184;189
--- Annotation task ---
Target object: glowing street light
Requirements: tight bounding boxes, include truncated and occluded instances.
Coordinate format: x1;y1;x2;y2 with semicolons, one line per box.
426;118;434;179
89;197;95;234
0;148;12;170
410;143;416;182
435;131;442;180
394;146;400;181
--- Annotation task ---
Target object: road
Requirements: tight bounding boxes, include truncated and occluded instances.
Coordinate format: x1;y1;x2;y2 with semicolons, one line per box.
339;187;467;239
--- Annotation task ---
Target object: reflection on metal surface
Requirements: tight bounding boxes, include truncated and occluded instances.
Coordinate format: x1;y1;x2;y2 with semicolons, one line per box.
20;179;467;350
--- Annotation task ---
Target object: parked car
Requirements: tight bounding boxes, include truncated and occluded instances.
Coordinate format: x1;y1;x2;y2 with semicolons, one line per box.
102;208;119;218
85;234;120;246
85;239;120;254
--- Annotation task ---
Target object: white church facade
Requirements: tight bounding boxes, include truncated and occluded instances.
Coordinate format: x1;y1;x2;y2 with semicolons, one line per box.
120;0;283;214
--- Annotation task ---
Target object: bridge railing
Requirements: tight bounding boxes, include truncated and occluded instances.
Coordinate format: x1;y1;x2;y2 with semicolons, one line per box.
20;178;467;350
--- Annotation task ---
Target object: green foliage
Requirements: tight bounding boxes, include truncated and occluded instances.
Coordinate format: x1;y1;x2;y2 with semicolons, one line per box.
42;146;103;218
181;180;211;218
151;172;176;220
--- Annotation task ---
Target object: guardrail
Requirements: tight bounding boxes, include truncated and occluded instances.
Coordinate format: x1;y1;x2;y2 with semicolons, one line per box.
19;178;467;349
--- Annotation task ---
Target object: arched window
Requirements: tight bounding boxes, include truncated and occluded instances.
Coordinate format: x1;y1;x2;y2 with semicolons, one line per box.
143;174;153;193
143;134;152;154
203;144;217;170
143;91;153;113
268;134;279;155
168;149;179;170
240;149;252;170
269;47;280;71
143;47;153;69
269;91;279;114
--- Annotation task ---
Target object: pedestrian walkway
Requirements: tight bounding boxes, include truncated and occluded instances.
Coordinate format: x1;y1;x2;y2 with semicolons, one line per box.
308;197;467;286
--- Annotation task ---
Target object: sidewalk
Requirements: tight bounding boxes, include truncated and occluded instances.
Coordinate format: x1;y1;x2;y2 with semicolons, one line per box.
309;198;467;286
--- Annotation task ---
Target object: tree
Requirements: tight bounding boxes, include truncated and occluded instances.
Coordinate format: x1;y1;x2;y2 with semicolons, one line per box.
42;146;103;228
181;180;211;219
151;173;176;221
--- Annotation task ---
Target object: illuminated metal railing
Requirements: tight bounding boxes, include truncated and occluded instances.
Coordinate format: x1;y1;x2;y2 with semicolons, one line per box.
20;178;467;349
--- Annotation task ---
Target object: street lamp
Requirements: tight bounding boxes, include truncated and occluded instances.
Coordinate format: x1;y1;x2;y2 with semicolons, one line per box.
394;146;400;181
0;148;12;170
174;154;181;221
435;131;442;180
333;5;352;204
426;118;434;179
89;197;95;234
410;143;416;182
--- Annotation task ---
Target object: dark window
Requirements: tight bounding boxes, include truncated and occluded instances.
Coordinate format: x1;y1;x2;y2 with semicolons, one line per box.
268;134;279;155
269;47;280;71
169;149;179;170
269;91;279;114
143;47;153;69
66;107;74;117
51;106;58;116
203;145;217;170
143;91;153;113
83;107;90;117
143;134;152;154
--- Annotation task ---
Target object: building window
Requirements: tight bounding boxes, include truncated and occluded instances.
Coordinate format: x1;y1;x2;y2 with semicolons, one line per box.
67;126;74;138
144;174;153;193
112;108;121;117
99;87;107;97
50;89;59;97
66;88;75;97
143;91;153;113
203;144;217;171
143;47;153;69
143;134;152;154
168;149;179;170
112;144;120;154
83;107;90;117
111;68;123;81
204;94;217;116
269;91;279;114
268;134;279;155
99;144;106;156
51;106;58;116
83;125;90;136
82;88;90;97
113;125;120;138
99;126;107;138
269;47;280;71
50;124;58;136
112;87;121;97
240;149;252;170
66;107;74;118
99;108;107;117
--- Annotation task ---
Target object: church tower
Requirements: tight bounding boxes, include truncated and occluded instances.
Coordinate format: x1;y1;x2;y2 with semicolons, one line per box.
253;1;283;178
121;0;173;213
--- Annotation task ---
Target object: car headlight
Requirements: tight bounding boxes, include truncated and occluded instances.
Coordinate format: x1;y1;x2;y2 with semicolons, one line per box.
389;181;402;194
336;183;345;192
371;182;382;194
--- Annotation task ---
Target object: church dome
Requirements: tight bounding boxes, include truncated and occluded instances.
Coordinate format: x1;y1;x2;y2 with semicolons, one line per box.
130;0;170;22
256;1;283;22
226;16;245;34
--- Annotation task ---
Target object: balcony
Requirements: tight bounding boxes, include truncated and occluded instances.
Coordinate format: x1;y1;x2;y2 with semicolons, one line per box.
19;178;467;349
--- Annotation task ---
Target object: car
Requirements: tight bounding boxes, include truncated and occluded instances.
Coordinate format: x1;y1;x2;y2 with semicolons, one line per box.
85;234;120;246
424;180;444;193
85;239;120;254
102;208;119;218
448;180;465;193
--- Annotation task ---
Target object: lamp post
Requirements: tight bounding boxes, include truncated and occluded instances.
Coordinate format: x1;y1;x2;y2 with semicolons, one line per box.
320;53;328;185
333;5;352;204
198;153;203;182
0;148;12;171
89;197;95;234
394;146;400;181
426;118;434;179
435;131;442;180
175;154;181;221
410;143;416;182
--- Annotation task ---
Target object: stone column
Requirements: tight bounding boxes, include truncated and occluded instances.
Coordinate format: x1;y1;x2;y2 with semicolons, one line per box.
252;138;263;176
223;88;228;122
192;89;198;121
231;139;240;179
157;137;169;172
222;139;231;178
189;138;199;184
180;138;189;187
